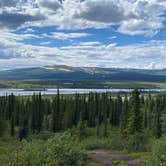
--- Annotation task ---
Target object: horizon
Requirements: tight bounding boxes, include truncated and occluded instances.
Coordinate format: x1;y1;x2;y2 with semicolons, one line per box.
0;0;166;70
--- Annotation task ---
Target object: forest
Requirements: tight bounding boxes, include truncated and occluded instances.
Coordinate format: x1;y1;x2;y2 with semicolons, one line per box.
0;89;166;166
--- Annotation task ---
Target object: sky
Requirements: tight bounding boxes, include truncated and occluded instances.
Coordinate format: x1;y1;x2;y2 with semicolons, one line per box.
0;0;166;70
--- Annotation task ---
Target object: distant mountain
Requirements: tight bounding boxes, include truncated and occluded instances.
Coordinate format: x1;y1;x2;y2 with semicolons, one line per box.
0;65;166;83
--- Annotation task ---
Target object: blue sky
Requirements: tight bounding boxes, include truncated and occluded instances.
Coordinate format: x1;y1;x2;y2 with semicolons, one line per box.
0;0;166;70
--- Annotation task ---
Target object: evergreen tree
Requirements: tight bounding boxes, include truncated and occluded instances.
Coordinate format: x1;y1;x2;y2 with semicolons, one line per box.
10;114;15;137
7;94;15;119
19;113;29;140
127;89;143;135
31;94;37;133
0;114;5;137
76;120;86;142
103;115;108;137
52;89;61;132
120;95;128;136
37;93;43;132
153;97;162;138
96;118;100;137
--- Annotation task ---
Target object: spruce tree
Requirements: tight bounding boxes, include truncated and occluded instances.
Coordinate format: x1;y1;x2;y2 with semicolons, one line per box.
153;97;162;138
127;89;143;135
120;95;128;136
0;114;5;137
103;115;108;137
52;89;61;132
10;114;15;137
76;120;86;142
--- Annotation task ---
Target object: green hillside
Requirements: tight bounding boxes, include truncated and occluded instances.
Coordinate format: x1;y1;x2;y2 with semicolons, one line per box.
0;65;166;89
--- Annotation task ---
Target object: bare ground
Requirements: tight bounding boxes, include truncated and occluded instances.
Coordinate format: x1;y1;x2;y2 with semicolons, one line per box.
88;150;142;166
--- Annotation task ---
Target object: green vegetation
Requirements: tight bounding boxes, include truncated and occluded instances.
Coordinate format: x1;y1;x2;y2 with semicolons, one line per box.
0;79;166;89
111;159;127;166
0;89;166;165
0;133;86;166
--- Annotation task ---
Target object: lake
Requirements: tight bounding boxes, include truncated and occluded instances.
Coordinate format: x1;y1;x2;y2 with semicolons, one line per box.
0;88;166;96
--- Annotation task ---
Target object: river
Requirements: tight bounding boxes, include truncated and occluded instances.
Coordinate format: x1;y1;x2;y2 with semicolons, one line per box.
0;88;166;96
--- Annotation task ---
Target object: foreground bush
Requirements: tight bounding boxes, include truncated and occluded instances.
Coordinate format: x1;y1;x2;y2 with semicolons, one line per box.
124;132;151;152
45;133;86;166
149;137;166;166
0;133;86;166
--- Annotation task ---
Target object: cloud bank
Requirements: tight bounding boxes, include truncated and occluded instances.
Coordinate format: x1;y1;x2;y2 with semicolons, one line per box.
0;0;165;36
0;0;166;69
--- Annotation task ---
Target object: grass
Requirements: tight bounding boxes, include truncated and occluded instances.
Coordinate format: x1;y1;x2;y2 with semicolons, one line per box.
0;79;166;89
111;159;128;166
86;162;99;166
104;81;166;89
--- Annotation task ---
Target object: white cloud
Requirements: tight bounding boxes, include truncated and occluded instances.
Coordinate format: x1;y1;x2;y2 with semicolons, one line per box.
40;41;51;45
0;0;166;36
24;28;35;33
51;32;90;40
78;41;101;46
75;0;126;23
37;0;61;11
0;0;165;70
0;31;165;69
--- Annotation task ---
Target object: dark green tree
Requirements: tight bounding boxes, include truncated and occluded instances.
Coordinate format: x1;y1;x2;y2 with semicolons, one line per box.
120;95;129;136
153;97;162;138
127;89;143;135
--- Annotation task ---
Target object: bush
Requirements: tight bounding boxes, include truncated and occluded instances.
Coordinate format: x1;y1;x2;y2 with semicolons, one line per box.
112;159;128;166
110;134;125;151
46;132;86;166
82;136;112;150
85;162;99;166
0;140;48;166
150;137;166;166
124;132;151;152
0;132;87;166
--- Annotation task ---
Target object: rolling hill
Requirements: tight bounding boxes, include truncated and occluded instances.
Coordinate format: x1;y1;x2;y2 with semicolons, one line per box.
0;65;165;83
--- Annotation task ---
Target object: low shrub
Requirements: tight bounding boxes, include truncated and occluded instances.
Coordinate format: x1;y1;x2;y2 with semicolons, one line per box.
124;132;151;152
82;136;112;150
0;132;87;166
149;137;166;166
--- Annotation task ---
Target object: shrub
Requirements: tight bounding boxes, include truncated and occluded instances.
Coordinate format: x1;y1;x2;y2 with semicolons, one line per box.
112;159;128;166
150;137;166;166
45;132;87;166
85;162;99;166
82;136;112;150
0;132;87;166
124;132;151;152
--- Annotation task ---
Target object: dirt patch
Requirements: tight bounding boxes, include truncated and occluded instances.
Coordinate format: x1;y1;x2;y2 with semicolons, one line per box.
88;150;111;166
88;150;142;166
110;154;142;166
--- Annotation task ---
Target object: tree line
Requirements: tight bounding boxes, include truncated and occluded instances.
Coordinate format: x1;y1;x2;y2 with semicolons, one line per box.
0;89;165;140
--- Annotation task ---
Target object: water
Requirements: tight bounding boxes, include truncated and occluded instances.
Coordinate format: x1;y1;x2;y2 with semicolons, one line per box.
0;88;166;96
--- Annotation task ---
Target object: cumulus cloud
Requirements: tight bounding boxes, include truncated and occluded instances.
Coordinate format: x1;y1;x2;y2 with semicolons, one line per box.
0;30;165;69
0;0;165;69
75;0;126;23
117;0;166;36
0;0;45;29
74;0;166;36
0;0;166;36
0;0;20;7
0;0;62;29
0;12;44;29
37;0;62;11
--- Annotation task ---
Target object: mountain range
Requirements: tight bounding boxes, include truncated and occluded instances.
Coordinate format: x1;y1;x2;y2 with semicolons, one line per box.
0;65;166;83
